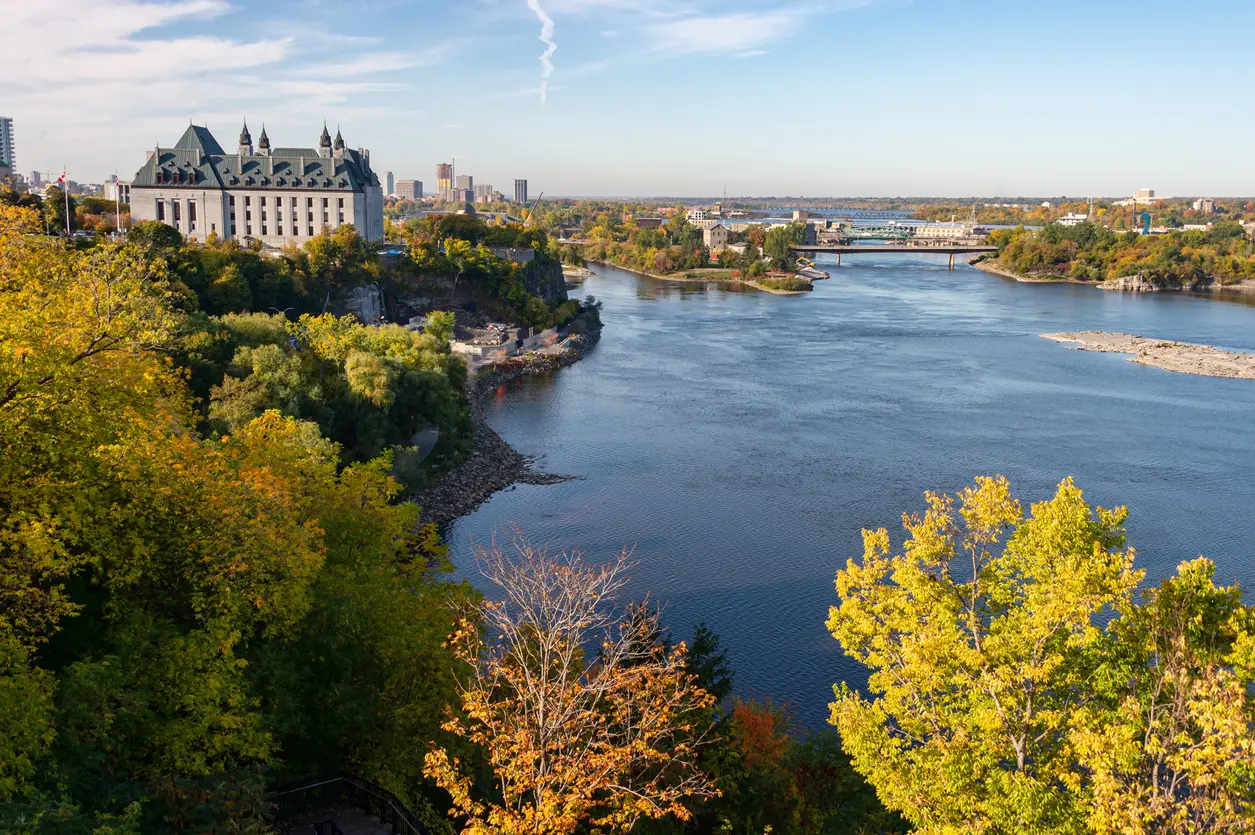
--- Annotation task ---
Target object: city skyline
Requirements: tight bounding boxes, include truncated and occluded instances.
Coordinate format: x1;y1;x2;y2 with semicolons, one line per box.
6;0;1255;196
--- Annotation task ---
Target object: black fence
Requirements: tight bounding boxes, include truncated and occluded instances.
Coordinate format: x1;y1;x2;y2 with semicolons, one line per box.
268;773;428;835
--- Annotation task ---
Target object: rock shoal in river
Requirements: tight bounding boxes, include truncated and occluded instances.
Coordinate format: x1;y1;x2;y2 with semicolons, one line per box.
1042;331;1255;380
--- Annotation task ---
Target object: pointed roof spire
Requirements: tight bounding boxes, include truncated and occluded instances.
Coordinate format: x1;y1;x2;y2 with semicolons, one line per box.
333;126;344;150
319;122;332;147
257;123;270;149
239;119;252;145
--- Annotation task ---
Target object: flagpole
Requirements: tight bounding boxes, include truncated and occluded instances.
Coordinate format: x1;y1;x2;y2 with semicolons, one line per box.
115;171;121;236
63;166;70;235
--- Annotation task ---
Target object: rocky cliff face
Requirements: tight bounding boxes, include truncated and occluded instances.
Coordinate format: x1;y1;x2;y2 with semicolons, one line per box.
1099;273;1212;293
521;259;568;302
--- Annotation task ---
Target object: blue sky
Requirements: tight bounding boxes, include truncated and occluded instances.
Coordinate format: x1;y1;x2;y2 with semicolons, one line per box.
7;0;1255;196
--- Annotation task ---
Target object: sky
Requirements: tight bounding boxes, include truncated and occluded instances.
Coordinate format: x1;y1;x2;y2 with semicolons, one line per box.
5;0;1255;197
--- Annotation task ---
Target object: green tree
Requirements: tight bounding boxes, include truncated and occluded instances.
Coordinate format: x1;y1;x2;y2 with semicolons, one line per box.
764;223;804;270
828;476;1141;834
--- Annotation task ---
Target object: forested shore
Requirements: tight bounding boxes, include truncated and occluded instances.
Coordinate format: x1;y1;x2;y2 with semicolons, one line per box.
2;200;1254;834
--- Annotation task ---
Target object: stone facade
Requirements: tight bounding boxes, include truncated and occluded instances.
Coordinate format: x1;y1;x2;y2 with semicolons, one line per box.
130;123;384;246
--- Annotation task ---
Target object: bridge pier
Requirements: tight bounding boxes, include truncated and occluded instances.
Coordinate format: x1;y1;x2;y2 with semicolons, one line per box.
949;253;955;270
835;253;841;267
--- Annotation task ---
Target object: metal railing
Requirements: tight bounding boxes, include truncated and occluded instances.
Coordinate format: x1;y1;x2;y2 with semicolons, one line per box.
268;773;429;835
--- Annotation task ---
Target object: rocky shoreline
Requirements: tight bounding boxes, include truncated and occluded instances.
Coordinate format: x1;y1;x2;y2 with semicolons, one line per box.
1042;331;1255;380
413;332;599;528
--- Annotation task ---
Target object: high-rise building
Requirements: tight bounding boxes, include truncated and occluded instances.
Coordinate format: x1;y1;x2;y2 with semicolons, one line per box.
473;183;494;202
514;179;528;205
0;118;15;170
383;171;395;195
454;174;473;192
29;171;41;187
130;121;384;244
436;163;452;194
396;179;423;200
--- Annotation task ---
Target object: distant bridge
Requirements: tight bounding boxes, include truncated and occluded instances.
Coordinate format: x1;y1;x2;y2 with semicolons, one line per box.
792;244;997;269
555;239;997;270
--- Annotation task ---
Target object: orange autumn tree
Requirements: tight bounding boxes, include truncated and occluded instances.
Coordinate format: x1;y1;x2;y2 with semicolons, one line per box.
425;533;718;835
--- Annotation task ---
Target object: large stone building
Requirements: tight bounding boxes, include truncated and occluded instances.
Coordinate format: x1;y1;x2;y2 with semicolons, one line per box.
130;122;384;245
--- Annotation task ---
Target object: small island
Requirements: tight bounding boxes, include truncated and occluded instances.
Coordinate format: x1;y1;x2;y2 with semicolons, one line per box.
1042;331;1255;380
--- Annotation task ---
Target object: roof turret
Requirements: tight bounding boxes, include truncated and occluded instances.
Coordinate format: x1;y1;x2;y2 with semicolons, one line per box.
257;124;270;150
333;128;344;150
319;123;332;147
239;120;252;145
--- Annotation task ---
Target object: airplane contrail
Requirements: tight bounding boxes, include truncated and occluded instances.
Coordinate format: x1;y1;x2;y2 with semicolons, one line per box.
526;0;557;104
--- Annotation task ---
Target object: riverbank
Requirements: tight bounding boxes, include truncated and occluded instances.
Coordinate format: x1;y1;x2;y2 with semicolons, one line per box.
589;261;811;295
413;331;599;528
971;255;1255;295
968;256;1088;284
1043;331;1255;380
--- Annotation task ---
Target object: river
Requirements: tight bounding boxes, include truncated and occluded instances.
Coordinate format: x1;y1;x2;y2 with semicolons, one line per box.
448;255;1255;727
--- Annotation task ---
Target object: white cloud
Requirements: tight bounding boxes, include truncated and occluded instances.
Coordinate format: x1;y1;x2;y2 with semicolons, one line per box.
4;0;448;178
646;10;805;55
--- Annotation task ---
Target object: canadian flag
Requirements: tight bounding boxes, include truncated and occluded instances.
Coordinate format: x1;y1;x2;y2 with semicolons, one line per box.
57;172;66;184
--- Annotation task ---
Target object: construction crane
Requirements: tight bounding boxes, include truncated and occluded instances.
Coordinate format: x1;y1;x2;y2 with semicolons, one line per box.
1141;212;1152;235
524;192;544;227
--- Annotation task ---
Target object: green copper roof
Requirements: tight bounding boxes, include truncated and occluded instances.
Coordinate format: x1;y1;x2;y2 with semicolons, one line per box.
133;125;378;192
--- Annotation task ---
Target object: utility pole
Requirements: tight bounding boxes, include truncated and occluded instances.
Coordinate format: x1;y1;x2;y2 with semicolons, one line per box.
63;166;70;235
114;171;121;236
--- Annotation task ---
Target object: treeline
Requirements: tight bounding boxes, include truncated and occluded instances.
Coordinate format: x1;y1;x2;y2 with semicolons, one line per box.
0;204;472;832
990;220;1255;286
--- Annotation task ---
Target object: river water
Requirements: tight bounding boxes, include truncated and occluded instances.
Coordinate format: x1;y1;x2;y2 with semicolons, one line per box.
448;256;1255;727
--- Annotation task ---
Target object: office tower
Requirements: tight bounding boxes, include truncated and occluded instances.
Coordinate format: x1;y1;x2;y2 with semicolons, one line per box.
454;174;473;191
396;179;423;200
0;118;14;170
383;171;395;195
514;179;528;205
436;163;452;193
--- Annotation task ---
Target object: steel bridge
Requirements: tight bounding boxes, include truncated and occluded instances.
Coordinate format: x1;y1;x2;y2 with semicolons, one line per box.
792;244;997;269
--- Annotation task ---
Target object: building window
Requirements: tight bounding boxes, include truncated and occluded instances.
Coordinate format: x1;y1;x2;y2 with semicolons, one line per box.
261;226;267;236
156;200;165;221
322;197;328;208
244;195;250;206
337;197;344;209
308;226;314;237
188;201;196;224
245;210;251;221
246;225;251;236
307;198;313;208
229;195;235;207
171;201;181;227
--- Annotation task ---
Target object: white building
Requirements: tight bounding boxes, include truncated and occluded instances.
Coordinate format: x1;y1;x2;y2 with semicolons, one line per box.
105;177;131;204
1192;198;1216;215
685;208;708;222
1114;188;1169;207
130;122;384;245
1058;213;1090;227
914;223;974;240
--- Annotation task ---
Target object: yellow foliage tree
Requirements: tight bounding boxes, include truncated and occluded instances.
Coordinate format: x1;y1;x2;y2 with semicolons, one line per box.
425;532;718;835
